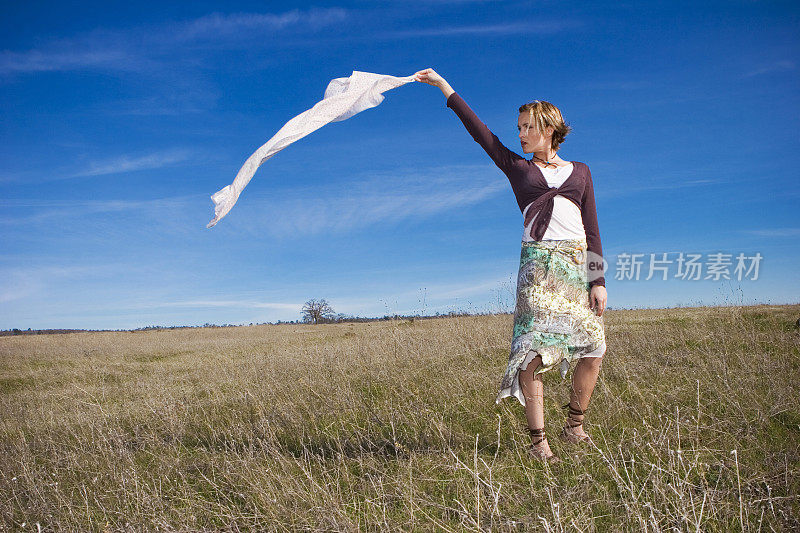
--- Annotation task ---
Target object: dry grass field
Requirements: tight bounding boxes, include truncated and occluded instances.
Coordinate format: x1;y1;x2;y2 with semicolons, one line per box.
1;304;799;531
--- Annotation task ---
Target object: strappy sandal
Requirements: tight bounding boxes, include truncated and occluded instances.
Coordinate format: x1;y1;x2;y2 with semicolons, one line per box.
559;402;592;444
526;427;561;463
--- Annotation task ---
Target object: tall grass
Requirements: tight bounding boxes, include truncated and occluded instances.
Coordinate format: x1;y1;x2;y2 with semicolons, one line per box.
1;304;798;531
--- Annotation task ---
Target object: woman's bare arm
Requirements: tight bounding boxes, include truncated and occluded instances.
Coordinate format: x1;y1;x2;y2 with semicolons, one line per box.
413;68;454;98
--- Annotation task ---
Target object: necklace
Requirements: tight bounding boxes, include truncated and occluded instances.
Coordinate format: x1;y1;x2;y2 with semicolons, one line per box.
532;153;562;168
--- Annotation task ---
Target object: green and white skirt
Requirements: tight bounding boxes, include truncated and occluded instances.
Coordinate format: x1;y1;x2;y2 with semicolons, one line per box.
496;238;606;407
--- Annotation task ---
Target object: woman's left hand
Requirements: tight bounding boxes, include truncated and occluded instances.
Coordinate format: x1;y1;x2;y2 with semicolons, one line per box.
589;286;607;316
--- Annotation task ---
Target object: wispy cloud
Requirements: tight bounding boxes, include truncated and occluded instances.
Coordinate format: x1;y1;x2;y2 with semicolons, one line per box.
0;163;504;234
580;79;653;91
0;194;203;226
381;20;581;38
71;149;194;178
96;94;220;116
0;8;349;75
0;264;119;303
0;149;197;185
742;60;795;78
128;273;512;319
228;164;507;237
0;273;43;304
174;9;348;42
0;11;578;76
602;177;724;198
742;228;800;238
0;48;132;74
157;300;302;310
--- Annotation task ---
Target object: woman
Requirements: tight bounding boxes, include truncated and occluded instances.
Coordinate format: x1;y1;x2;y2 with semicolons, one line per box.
414;68;608;463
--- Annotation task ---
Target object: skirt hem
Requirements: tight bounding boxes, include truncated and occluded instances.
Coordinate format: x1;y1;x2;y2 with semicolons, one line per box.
496;341;606;407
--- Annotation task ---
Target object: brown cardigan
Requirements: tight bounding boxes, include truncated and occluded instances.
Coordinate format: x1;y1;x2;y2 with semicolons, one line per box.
446;91;606;288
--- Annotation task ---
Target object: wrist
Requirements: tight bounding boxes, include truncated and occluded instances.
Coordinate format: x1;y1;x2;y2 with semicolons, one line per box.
440;81;454;99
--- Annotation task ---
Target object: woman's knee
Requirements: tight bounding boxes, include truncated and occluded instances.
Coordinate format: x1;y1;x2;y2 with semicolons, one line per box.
520;354;542;374
580;355;603;369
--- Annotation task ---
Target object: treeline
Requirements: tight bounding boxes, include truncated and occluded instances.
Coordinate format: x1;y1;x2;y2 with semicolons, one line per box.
0;310;499;336
1;328;87;336
290;309;487;325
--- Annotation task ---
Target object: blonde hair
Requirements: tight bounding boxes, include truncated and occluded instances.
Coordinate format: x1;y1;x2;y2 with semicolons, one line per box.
518;100;572;152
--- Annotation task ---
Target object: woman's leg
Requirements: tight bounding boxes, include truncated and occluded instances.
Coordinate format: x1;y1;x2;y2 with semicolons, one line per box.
564;355;603;439
518;353;553;455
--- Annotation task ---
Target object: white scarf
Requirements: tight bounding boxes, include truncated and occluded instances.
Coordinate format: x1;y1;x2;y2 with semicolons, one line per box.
207;70;417;228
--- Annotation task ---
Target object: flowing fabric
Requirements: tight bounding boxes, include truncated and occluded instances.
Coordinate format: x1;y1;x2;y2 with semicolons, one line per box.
496;238;606;407
207;71;417;228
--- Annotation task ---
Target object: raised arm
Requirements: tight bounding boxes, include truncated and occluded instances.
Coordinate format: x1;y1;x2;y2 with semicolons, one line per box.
414;68;520;175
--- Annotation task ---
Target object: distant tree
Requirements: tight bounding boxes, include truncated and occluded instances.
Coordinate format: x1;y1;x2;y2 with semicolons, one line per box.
302;299;336;324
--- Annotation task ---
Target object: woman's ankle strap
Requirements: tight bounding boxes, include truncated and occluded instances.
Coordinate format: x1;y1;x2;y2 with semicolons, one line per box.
562;402;586;416
527;427;547;446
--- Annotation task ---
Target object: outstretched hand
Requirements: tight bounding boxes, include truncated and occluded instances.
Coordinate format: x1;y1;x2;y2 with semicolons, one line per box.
413;68;445;87
590;285;607;317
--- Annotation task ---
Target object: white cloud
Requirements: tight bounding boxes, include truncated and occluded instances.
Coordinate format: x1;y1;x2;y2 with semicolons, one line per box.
157;300;302;310
0;194;202;226
1;163;505;236
602;177;724;198
580;79;653;91
742;60;795;78
381;20;581;38
72;149;194;178
0;48;131;73
0;8;350;74
0;148;196;186
743;228;800;238
175;9;348;41
228;163;507;237
0;9;581;76
0;264;118;303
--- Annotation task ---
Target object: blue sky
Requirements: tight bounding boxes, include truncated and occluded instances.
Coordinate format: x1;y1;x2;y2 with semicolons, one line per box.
2;0;798;330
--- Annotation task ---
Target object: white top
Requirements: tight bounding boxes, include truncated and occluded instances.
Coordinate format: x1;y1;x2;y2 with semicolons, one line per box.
521;162;586;242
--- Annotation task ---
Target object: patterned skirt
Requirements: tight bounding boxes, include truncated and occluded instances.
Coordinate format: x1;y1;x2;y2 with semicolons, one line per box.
496;238;606;407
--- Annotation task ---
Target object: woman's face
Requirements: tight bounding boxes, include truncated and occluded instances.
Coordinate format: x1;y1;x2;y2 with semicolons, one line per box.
518;114;553;154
